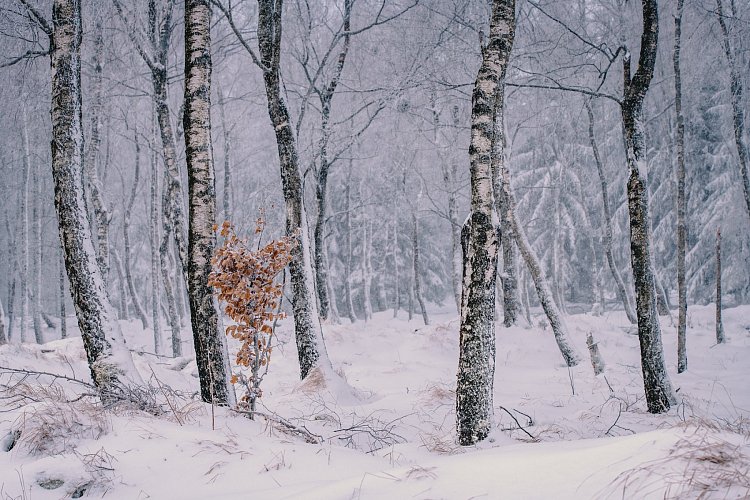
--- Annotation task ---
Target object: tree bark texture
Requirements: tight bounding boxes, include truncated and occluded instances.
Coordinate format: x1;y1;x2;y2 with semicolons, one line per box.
411;208;429;326
0;297;6;345
51;0;142;393
59;248;67;339
621;0;676;413
344;172;357;323
150;126;163;354
257;0;331;380
585;101;636;325
715;0;750;222
32;154;43;343
20;110;31;343
675;0;687;373
716;228;725;344
184;0;235;405
456;0;514;446
216;84;233;222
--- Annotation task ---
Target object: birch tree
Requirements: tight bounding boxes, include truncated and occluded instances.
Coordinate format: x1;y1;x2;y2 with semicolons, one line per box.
674;0;687;373
620;0;675;413
50;0;142;393
183;0;234;405
456;0;513;446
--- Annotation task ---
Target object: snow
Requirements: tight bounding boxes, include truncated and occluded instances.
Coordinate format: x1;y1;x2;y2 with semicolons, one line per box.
1;304;749;498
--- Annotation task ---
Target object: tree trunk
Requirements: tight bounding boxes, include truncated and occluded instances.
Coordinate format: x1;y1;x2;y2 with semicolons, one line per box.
160;178;182;356
586;332;605;376
51;0;142;393
85;20;111;283
0;296;6;345
585;100;636;324
456;0;514;446
123;127;150;330
216;84;232;222
150;123;163;354
715;0;750;222
391;207;400;318
257;0;331;380
59;248;67;339
715;228;725;343
32;155;43;343
344;173;357;323
20;109;31;343
184;0;234;405
620;0;676;413
362;217;373;321
110;249;129;320
411;209;429;326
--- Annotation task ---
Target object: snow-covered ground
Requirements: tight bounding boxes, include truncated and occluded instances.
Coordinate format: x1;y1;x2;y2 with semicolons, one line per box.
1;304;748;499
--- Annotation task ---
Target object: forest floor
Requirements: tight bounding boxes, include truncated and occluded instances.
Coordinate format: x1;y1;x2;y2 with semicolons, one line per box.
1;303;749;499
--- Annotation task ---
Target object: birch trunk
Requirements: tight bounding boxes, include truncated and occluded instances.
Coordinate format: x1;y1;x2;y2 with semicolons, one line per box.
123;128;150;329
344;173;357;323
585;100;636;324
0;295;6;345
20;110;31;343
32;156;43;343
391;209;400;318
149;126;163;354
184;0;234;405
216;84;232;221
110;249;129;320
715;0;750;222
84;20;111;283
51;0;142;393
160;176;181;356
456;0;513;446
715;228;724;343
621;0;676;413
59;248;67;339
361;217;373;321
257;0;332;379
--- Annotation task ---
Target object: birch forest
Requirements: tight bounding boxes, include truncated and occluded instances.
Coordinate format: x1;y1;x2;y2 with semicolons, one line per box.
0;0;749;498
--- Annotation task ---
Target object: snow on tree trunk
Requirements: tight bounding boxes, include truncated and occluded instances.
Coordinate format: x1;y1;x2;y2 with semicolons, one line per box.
159;174;182;356
84;20;111;284
586;332;606;376
149;128;163;353
620;0;676;414
585;100;637;324
110;249;129;320
123;127;150;330
344;172;357;323
362;216;373;321
51;0;142;393
257;0;332;380
456;0;514;446
20;109;31;343
391;208;400;318
184;0;235;406
491;86;521;328
715;0;750;222
0;296;6;345
715;228;725;344
216;84;232;222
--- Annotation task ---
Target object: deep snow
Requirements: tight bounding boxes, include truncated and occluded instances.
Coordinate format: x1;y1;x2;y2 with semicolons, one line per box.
1;303;748;499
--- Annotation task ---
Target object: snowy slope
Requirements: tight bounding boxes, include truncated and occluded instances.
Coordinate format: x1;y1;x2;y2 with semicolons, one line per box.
1;304;748;499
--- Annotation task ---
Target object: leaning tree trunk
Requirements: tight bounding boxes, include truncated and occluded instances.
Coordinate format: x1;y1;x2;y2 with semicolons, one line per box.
672;0;687;373
456;0;514;446
51;0;142;393
257;0;331;380
585;101;636;324
620;0;675;413
715;0;750;222
184;0;234;405
123;127;150;330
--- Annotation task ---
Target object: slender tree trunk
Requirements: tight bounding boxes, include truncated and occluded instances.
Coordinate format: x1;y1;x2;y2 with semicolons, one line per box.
32;156;43;343
184;0;234;405
344;174;357;323
85;20;111;283
259;0;333;380
715;228;725;343
621;0;676;413
585;100;637;324
150;125;163;354
715;0;750;222
110;249;129;320
456;0;514;446
0;295;6;345
51;0;142;393
411;208;429;326
59;248;67;339
391;208;400;318
160;181;181;355
20;110;31;343
123;127;150;329
361;218;373;321
216;84;232;222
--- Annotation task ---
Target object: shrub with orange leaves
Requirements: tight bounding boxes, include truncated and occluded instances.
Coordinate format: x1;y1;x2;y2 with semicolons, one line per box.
208;219;295;413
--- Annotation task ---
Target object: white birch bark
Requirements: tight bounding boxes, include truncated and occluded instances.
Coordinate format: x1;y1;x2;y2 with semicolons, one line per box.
51;0;142;394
